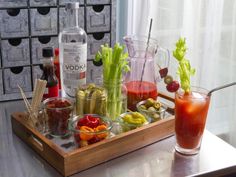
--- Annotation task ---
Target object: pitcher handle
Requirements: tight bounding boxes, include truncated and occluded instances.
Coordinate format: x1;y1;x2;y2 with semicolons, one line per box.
156;47;170;78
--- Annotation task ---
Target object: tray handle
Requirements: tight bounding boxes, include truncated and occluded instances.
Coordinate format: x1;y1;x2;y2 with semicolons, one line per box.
28;134;44;152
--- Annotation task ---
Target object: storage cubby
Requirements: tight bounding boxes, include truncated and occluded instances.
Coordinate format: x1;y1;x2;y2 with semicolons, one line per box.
30;7;58;36
0;0;116;101
87;32;110;59
1;38;30;67
86;5;110;33
0;9;29;38
3;66;32;94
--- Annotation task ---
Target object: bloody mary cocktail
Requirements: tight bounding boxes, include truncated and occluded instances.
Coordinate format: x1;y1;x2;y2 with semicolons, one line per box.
125;81;158;111
175;87;210;155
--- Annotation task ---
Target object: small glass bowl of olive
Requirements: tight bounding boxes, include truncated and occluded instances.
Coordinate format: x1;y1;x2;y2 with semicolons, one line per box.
136;98;167;123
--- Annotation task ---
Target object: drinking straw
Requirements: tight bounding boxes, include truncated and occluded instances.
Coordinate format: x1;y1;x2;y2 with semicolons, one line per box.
140;18;153;85
208;82;236;96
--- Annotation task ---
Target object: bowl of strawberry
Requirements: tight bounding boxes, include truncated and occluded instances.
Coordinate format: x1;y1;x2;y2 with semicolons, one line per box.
43;97;73;137
69;114;112;147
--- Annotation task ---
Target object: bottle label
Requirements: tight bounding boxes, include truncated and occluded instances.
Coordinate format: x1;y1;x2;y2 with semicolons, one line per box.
61;43;87;97
43;85;59;99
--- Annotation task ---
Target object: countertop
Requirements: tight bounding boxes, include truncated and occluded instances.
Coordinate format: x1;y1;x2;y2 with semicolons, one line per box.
1;100;236;177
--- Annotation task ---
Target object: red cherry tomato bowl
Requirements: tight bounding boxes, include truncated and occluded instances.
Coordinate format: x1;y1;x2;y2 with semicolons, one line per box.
43;97;74;137
68;114;113;148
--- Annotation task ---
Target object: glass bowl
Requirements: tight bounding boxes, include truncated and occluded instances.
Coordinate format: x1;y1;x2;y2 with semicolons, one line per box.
117;112;149;132
43;97;74;137
136;100;167;123
68;114;112;147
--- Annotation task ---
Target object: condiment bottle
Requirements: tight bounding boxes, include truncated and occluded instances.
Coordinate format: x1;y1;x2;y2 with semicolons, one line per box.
41;47;59;99
54;48;61;89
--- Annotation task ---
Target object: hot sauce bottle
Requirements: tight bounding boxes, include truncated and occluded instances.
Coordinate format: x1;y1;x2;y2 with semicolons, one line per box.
41;47;59;99
54;48;61;89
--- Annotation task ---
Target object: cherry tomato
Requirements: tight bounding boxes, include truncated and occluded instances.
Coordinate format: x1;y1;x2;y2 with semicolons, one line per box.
166;80;180;92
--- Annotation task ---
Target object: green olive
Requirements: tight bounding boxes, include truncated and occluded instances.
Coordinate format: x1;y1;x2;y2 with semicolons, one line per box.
153;113;161;121
139;105;147;110
147;106;156;112
164;75;173;85
153;102;161;110
145;98;155;108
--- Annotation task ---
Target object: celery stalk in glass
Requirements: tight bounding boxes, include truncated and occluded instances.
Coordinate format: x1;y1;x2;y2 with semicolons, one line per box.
95;43;129;120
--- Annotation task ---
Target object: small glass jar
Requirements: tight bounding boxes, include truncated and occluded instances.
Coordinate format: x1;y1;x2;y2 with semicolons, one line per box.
103;79;127;120
43;97;74;137
76;83;107;116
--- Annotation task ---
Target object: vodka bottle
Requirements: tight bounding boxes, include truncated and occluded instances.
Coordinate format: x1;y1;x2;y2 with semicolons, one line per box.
59;2;87;98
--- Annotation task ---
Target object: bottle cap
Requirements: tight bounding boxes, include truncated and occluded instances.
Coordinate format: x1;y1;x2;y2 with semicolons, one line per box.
42;47;54;58
66;2;80;10
54;48;59;56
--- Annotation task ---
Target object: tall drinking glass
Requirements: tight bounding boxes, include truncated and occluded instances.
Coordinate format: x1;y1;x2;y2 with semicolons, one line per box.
175;87;211;155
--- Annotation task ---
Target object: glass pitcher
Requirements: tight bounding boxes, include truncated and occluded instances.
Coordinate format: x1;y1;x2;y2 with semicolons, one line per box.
123;35;169;111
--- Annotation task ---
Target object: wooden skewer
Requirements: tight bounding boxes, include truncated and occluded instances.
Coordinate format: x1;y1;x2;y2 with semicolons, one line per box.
31;80;38;112
18;85;37;127
18;85;31;112
33;79;47;114
18;79;47;130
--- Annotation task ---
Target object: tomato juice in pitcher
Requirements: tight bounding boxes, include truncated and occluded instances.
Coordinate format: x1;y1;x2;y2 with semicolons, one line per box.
123;35;169;111
125;81;158;111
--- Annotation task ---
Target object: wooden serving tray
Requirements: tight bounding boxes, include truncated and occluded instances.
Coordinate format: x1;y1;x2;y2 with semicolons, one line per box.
11;93;175;177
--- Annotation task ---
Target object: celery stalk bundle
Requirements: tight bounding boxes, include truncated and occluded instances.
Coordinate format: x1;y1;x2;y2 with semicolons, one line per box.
95;43;129;120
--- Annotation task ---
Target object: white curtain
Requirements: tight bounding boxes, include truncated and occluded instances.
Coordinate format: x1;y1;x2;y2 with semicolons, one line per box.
123;0;236;146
